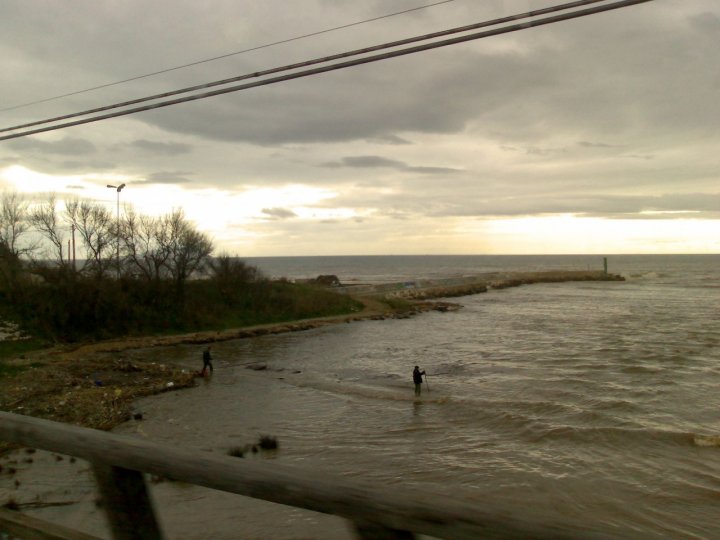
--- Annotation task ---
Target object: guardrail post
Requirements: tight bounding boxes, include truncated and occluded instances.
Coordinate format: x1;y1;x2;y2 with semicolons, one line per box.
352;520;415;539
92;464;163;540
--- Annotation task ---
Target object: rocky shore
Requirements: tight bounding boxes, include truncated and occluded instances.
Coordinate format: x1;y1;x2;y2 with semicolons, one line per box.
0;269;623;456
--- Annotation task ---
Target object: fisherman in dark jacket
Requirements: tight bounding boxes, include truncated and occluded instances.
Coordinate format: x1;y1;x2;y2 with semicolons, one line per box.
201;346;214;376
413;365;426;396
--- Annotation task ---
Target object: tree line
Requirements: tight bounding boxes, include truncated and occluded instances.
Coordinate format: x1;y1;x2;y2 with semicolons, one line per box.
1;192;213;285
0;191;359;342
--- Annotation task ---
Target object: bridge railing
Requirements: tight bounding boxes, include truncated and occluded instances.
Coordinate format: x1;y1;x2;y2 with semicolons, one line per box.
0;411;607;539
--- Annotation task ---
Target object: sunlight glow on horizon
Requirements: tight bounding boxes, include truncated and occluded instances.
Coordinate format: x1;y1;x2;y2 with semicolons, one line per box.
480;215;720;255
2;165;718;256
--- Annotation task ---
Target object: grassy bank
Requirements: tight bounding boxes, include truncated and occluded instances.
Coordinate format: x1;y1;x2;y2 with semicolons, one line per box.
0;340;47;380
6;272;364;343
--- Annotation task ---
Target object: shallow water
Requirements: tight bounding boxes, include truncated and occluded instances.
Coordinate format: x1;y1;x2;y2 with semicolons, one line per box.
2;255;719;538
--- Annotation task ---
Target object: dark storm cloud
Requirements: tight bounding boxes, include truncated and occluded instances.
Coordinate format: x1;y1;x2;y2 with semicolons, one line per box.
0;135;114;175
622;154;655;161
58;160;117;171
2;2;716;151
323;156;405;169
5;137;96;156
126;139;193;155
140;48;548;145
324;186;720;221
261;207;297;220
136;171;194;185
405;165;462;174
434;192;720;220
3;2;712;154
367;134;412;145
322;155;461;174
106;2;716;150
578;141;623;149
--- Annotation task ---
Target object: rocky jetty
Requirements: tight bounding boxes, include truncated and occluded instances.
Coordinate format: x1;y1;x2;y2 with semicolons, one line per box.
382;270;623;300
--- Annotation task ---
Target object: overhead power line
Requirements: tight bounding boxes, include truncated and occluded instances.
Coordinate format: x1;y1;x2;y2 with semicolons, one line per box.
0;0;610;136
0;0;654;142
0;0;457;114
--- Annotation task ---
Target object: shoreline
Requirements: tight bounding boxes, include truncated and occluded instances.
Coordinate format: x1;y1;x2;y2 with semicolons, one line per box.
0;270;623;456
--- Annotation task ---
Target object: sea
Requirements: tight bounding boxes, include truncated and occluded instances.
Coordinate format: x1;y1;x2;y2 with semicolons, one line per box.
3;254;719;539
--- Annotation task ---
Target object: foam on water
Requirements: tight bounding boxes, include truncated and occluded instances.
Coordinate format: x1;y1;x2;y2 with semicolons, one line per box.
692;434;720;448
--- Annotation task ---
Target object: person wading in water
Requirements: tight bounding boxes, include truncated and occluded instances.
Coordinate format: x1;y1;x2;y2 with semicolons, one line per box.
201;346;214;376
413;365;426;396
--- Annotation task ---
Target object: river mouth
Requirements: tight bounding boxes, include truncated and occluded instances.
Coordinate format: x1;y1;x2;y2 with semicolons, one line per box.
3;264;720;539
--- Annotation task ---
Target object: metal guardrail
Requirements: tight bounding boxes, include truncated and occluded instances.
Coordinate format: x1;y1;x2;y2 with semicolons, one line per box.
0;410;610;539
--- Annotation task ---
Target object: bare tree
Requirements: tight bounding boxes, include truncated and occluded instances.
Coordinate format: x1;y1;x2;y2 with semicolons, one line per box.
0;191;31;257
65;199;114;277
208;253;262;303
164;209;214;288
209;253;260;285
120;209;171;282
0;191;33;296
28;194;66;264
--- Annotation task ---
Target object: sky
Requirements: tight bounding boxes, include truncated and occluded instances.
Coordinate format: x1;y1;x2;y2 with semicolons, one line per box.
0;0;718;256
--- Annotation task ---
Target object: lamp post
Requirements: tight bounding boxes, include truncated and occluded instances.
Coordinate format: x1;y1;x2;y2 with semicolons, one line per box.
106;183;126;278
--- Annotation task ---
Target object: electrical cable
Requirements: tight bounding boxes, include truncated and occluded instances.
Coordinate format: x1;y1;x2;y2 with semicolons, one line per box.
0;0;457;113
0;0;611;135
0;0;654;142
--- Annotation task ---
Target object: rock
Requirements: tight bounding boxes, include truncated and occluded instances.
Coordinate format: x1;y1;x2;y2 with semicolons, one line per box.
314;274;341;286
258;435;278;450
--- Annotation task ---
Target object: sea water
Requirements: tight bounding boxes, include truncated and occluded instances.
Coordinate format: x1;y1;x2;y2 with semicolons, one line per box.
4;254;719;539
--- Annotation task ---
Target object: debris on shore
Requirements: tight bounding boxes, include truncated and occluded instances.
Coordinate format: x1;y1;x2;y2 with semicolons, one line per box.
0;357;194;455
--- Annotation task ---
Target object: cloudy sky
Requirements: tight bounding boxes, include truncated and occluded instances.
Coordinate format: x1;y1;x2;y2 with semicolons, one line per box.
1;0;718;256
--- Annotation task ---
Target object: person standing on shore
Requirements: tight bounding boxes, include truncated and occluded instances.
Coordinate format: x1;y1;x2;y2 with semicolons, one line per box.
201;346;214;376
413;366;426;396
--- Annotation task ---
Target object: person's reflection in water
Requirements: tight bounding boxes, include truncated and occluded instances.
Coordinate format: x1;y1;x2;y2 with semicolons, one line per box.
413;400;423;416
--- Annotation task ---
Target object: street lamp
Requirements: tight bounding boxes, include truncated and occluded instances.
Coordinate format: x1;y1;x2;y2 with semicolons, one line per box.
107;183;126;278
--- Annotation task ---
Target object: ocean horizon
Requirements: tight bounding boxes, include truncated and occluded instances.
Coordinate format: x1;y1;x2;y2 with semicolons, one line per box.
244;253;718;284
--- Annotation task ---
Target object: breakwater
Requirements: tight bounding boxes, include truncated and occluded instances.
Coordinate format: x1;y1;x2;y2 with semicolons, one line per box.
341;269;624;300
